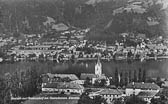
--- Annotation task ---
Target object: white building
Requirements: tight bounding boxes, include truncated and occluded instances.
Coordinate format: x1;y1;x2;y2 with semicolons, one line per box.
80;57;110;86
95;57;102;77
41;73;79;86
126;82;160;96
70;80;85;85
89;89;122;103
42;82;84;94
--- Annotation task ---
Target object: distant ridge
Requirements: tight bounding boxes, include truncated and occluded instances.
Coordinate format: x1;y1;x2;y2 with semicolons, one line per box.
0;0;167;39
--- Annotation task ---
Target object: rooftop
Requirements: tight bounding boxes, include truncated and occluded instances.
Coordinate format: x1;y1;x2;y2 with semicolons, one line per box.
42;73;79;83
126;82;160;90
96;89;122;95
80;73;106;80
43;82;84;89
37;93;81;97
137;91;158;97
89;89;122;97
27;45;52;48
80;73;97;80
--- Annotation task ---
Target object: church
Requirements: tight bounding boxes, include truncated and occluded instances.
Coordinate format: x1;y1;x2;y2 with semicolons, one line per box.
80;57;110;86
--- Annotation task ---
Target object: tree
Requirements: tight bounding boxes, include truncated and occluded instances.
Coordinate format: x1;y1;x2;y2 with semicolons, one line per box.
133;70;137;82
13;32;20;38
151;95;168;104
114;98;124;104
93;95;108;104
146;78;156;84
39;54;45;61
0;78;6;104
125;72;129;86
99;79;107;87
71;54;75;63
61;77;71;82
120;72;124;87
0;77;14;104
0;11;2;23
10;71;20;97
156;77;164;87
94;80;100;87
78;91;94;104
78;91;108;104
16;68;40;97
138;68;142;82
129;70;132;83
30;68;39;95
0;50;5;58
84;77;91;87
142;70;146;82
126;96;147;104
115;68;119;87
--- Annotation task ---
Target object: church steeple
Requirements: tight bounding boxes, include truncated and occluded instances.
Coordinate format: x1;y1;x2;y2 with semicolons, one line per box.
95;56;102;76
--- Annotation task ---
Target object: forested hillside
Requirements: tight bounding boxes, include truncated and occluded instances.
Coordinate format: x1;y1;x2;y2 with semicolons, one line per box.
0;0;168;39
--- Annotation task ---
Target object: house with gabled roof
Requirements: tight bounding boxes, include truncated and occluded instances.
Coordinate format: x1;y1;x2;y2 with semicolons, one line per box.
137;91;158;103
126;82;160;96
41;73;79;84
89;89;122;102
42;82;84;94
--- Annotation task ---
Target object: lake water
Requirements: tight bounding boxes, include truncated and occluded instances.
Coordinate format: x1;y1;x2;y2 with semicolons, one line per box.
0;59;168;78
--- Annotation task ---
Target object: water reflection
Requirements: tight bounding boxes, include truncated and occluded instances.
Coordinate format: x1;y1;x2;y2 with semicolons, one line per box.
0;59;168;78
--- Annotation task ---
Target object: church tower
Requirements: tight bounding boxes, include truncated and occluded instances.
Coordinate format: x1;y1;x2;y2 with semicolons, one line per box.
95;57;102;77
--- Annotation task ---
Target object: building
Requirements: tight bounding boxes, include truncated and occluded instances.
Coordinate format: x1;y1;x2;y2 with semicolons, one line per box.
80;73;108;85
147;44;167;50
42;82;84;94
70;80;85;85
95;57;102;77
13;45;56;56
89;89;122;102
41;73;79;87
24;45;52;50
137;91;158;103
126;82;160;96
80;57;110;85
42;41;61;45
162;80;168;88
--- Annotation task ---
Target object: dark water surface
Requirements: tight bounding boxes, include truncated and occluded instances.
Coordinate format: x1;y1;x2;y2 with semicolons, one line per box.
0;59;168;78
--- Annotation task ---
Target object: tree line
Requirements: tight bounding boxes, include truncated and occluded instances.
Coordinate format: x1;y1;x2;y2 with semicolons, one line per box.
0;67;42;104
113;68;165;88
84;68;147;88
113;68;147;87
83;67;164;88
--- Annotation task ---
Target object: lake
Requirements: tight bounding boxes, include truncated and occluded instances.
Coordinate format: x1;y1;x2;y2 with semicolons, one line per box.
0;59;168;78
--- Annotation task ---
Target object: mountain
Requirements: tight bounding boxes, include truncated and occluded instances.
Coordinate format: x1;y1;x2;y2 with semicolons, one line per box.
0;0;168;40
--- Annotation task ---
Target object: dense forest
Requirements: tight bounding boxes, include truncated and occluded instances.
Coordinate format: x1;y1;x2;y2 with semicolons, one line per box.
0;0;168;40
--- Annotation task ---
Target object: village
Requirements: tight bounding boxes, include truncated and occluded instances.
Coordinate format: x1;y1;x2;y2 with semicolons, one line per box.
0;25;168;104
1;0;168;104
9;56;168;104
0;27;167;63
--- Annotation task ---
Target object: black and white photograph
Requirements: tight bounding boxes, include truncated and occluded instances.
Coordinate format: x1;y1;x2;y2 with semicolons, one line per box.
0;0;168;104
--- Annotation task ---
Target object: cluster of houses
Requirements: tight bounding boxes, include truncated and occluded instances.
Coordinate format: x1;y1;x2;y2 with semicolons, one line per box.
6;39;168;62
0;29;168;63
39;58;162;104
